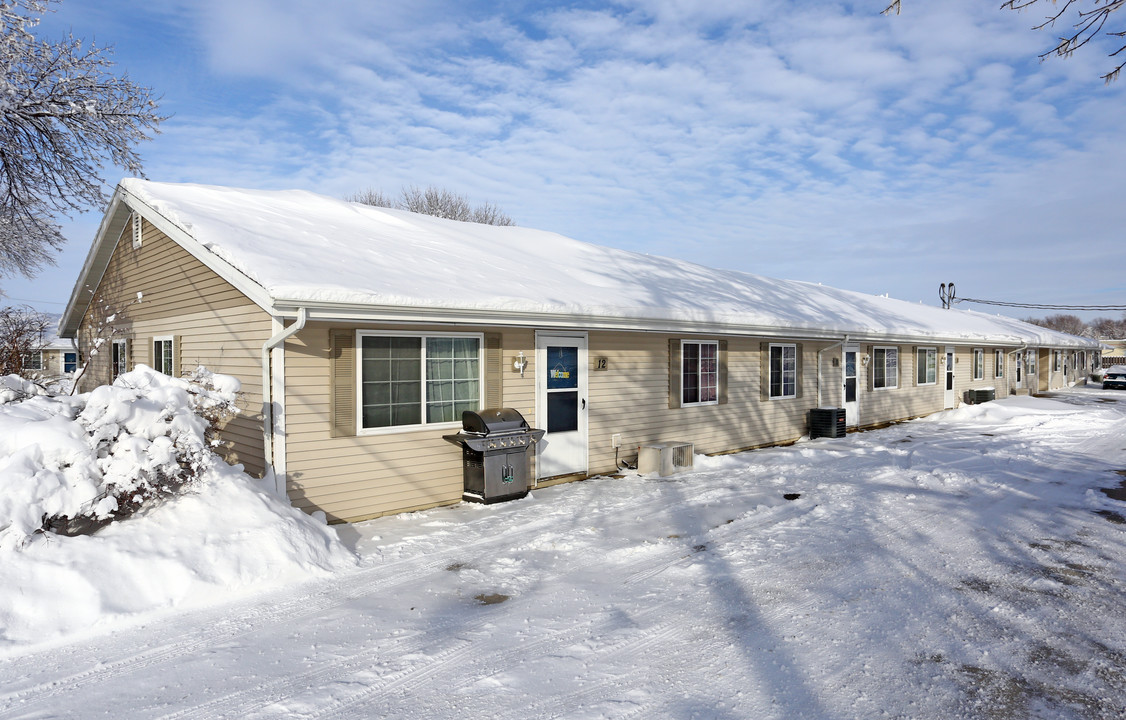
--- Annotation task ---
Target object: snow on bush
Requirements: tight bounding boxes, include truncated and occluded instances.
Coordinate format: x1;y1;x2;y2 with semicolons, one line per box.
0;374;45;403
0;367;357;650
0;365;241;541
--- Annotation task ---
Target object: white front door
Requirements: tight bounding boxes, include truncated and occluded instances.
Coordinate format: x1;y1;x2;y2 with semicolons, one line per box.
535;333;588;479
1015;352;1023;390
843;345;859;426
944;346;956;409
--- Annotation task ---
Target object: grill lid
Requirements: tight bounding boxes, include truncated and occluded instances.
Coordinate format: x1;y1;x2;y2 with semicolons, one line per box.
461;407;530;435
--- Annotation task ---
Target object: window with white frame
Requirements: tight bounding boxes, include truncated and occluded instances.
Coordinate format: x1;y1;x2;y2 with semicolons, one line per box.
359;333;482;430
768;343;797;398
873;347;898;390
916;347;937;385
973;348;984;380
64;352;78;374
153;336;173;376
994;349;1004;378
1053;350;1061;372
682;340;719;405
22;350;42;371
112;339;127;379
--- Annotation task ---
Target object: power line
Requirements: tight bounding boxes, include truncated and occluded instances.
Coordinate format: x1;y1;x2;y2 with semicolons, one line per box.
955;297;1126;312
1;297;66;306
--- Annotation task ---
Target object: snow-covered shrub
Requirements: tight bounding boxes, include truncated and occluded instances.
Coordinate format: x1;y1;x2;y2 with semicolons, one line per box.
0;374;45;403
0;365;241;544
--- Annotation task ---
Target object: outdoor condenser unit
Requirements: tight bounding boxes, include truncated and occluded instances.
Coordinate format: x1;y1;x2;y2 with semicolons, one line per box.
809;407;847;439
970;388;996;404
637;441;694;477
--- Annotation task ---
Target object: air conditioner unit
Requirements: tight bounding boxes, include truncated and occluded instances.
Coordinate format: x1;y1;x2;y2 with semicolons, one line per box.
637;441;694;477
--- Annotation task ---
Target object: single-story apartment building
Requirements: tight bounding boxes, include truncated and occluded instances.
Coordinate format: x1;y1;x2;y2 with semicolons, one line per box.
60;180;1101;523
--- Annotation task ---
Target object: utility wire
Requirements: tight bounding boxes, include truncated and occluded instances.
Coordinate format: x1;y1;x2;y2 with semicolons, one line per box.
955;297;1126;311
1;297;66;306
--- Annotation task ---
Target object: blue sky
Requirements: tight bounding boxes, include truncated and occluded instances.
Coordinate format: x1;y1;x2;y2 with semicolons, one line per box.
4;0;1124;321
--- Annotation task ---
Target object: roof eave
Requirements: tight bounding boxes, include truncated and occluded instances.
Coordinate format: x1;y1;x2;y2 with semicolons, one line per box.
59;190;129;338
265;300;1067;348
60;183;279;338
117;184;276;316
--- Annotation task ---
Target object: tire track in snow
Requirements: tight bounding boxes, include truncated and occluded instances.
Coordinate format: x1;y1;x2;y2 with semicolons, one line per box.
152;499;776;720
157;546;692;720
177;501;828;720
311;613;688;720
0;513;567;717
155;620;478;720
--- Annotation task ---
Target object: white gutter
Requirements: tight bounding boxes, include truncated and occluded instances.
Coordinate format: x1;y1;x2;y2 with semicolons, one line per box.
262;307;307;495
816;335;849;408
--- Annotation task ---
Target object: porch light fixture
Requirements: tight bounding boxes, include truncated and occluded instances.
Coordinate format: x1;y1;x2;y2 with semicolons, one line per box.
513;351;528;377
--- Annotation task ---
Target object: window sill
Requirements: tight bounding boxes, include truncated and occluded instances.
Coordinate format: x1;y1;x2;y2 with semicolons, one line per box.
357;420;462;438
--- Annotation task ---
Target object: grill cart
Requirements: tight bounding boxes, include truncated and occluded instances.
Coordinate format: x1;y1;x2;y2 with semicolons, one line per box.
443;408;545;503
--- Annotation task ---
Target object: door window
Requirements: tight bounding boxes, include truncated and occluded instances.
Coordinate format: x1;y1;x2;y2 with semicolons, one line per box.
844;350;857;402
546;346;579;433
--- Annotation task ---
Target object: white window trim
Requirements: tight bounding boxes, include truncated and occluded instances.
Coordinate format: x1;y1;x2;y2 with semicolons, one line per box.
768;343;798;399
355;330;485;437
873;346;898;390
111;338;128;378
153;335;174;376
681;339;720;407
23;350;43;370
916;347;937;386
972;348;984;381
994;349;1004;379
64;351;78;374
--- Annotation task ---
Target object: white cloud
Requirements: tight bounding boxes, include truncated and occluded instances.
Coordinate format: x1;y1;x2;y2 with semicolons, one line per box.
15;0;1124;322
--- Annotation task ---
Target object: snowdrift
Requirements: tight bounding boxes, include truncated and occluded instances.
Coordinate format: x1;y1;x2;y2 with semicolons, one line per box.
0;368;356;651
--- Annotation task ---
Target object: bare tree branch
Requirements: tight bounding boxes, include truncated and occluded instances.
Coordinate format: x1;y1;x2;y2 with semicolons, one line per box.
888;0;1126;82
0;0;165;279
0;304;48;377
349;184;515;226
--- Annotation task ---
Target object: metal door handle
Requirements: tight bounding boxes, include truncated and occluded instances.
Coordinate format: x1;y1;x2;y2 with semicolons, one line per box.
581;398;586;410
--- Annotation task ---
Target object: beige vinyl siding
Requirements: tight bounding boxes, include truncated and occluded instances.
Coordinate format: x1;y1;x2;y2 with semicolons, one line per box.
853;344;942;427
283;322;536;523
283;323;1044;523
586;333;823;469
942;346;1017;404
38;348;73;378
75;216;271;475
951;348;976;401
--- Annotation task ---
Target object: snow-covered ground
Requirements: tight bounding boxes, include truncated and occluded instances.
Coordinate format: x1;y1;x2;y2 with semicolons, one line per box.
2;386;1125;719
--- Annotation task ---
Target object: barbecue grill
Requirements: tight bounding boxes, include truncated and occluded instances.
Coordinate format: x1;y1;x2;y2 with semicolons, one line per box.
443;408;545;503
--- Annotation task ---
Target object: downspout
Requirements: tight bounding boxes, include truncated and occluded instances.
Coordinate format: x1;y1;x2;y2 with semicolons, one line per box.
262;307;307;496
817;335;849;408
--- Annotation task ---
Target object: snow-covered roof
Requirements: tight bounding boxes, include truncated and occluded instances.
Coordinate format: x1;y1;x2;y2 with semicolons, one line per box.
67;179;1097;349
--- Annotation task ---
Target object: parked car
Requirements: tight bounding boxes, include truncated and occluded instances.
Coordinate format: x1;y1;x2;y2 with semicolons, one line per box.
1103;365;1126;390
